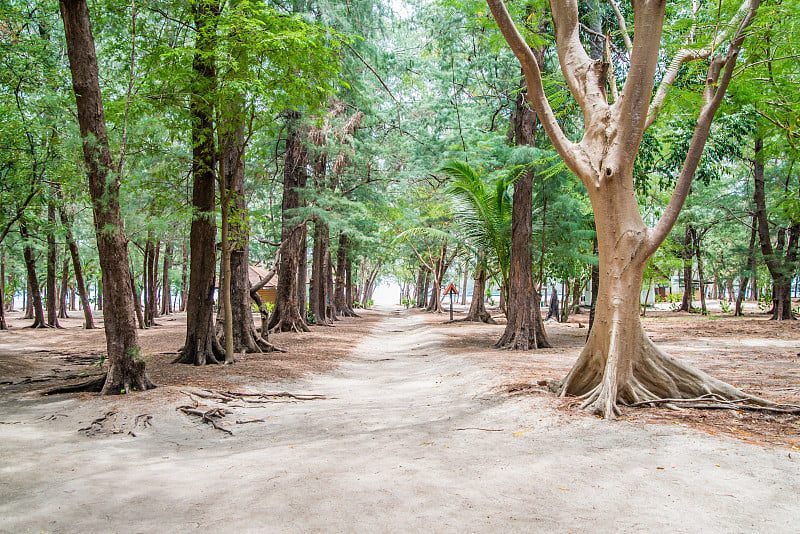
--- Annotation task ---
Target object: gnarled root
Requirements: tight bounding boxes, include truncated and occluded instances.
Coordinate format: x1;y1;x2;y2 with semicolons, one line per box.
559;328;775;419
253;335;286;353
100;359;156;395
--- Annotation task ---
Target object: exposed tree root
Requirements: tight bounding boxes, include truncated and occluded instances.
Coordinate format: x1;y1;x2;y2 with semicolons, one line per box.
252;335;286;354
175;388;326;434
459;311;496;324
177;391;233;434
177;405;233;434
41;375;106;395
629;394;800;414
558;328;780;419
269;317;310;333
495;323;550;350
100;359;156;395
188;388;326;403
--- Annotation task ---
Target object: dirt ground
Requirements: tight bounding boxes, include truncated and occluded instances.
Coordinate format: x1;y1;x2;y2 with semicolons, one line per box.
1;305;798;532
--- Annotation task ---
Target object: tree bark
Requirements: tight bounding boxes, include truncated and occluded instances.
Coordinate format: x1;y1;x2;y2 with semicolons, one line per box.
460;258;469;306
179;243;188;312
143;235;158;327
268;111;310;332
46;199;61;327
587;237;599;334
679;226;695;312
297;226;308;321
0;252;7;330
464;261;495;323
334;233;354;316
496;89;549;348
219;120;275;353
310;221;330;325
344;251;358;316
160;242;172;315
60;0;153;391
415;266;426;307
753;137;796;320
174;0;224;364
695;230;707;314
326;249;337;320
20;221;46;328
130;270;146;330
58;254;70;319
420;268;430;308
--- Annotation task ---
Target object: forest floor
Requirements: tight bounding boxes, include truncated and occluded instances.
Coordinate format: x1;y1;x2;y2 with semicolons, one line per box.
0;304;799;532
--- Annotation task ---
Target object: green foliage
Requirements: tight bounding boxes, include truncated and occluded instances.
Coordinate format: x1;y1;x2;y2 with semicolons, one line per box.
440;159;512;289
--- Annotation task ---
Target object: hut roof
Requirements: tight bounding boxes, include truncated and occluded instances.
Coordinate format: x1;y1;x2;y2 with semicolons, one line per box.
249;265;277;288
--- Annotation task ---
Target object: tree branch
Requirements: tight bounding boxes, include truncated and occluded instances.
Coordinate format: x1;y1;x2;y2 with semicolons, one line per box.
646;0;761;257
485;0;588;177
608;0;633;53
615;0;668;153
645;0;750;129
0;188;39;245
250;241;284;295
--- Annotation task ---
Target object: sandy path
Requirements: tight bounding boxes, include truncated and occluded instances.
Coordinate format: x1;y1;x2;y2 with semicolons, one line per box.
1;307;798;533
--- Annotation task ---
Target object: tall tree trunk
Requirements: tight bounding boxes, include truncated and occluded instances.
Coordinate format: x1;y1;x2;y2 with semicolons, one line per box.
334;233;351;316
297;226;308;322
496;69;548;349
345;252;358;316
426;244;446;313
218;118;275;353
464;261;495;323
46;199;61;327
24;278;33;320
494;165;548;349
0;251;7;330
142;241;150;326
679;226;695;312
179;242;188;312
60;0;154;392
58;254;70;319
56;203;95;330
151;240;160;318
754;137;796;320
20;221;46;328
143;234;158;327
268;110;309;332
361;266;380;307
414;266;425;307
325;249;337;321
174;0;224;364
160;242;172;315
420;269;431;308
460;258;469;305
695;231;707;314
310;221;330;325
558;168;749;418
130;271;146;330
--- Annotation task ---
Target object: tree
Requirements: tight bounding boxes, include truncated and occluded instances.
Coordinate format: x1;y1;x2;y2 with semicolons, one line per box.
487;0;767;417
56;188;95;329
174;0;225;365
753;137;798;319
496;116;551;348
59;0;154;393
268;110;311;333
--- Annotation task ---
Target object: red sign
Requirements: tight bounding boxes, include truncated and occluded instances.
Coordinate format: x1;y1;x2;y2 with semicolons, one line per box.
443;283;459;296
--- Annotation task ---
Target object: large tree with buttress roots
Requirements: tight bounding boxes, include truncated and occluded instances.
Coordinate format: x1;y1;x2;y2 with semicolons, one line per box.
487;0;768;418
